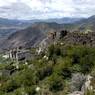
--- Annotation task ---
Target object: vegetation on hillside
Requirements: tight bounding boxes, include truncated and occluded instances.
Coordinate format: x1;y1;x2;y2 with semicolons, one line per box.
0;41;95;95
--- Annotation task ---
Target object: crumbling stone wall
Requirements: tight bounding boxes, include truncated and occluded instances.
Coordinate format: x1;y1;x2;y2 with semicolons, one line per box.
62;32;95;47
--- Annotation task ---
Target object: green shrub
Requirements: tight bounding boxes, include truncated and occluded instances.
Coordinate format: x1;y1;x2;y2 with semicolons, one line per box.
48;74;64;92
48;44;55;59
14;69;37;87
84;89;95;95
24;86;36;95
0;79;19;93
36;64;53;80
80;55;94;74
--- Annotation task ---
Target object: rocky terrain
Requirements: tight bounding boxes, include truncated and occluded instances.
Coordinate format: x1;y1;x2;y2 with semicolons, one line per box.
0;16;95;95
62;32;95;47
0;22;64;51
0;27;46;51
1;15;95;51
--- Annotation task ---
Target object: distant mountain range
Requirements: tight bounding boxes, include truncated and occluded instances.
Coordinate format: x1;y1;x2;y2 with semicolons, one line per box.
0;17;83;26
27;17;83;24
0;17;83;38
0;15;95;51
63;15;95;33
0;18;31;38
0;17;33;27
40;17;83;24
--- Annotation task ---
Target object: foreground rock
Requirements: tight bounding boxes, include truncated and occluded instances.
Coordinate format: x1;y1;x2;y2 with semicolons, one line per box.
68;91;84;95
69;73;95;95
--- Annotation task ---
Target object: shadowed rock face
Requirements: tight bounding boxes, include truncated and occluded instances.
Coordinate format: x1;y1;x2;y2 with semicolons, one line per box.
0;26;46;50
0;22;64;51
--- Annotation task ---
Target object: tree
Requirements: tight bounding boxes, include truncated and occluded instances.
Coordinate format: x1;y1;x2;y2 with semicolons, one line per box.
59;30;68;39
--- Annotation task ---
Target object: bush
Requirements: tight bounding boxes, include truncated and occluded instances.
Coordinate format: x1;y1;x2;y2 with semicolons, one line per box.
48;44;61;59
36;64;53;80
84;89;95;95
59;30;68;39
91;66;95;77
54;57;72;79
80;55;94;74
24;86;36;95
15;69;37;87
72;64;81;72
48;44;55;59
0;79;19;93
48;74;64;92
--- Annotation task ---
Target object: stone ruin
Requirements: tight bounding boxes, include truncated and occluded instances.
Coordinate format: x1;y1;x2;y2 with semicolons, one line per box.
8;47;32;61
61;31;95;47
47;30;68;40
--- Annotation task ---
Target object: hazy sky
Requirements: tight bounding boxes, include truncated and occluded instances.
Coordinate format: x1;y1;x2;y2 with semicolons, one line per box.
0;0;95;20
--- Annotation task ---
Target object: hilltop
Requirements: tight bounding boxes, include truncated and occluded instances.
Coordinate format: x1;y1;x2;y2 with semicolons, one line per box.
0;30;95;95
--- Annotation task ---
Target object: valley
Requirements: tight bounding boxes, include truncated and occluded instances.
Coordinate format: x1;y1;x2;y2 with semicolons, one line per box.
0;16;95;95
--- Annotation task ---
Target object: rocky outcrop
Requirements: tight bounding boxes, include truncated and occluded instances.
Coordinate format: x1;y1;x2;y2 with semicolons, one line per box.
69;73;95;95
70;73;86;92
62;32;95;47
68;91;84;95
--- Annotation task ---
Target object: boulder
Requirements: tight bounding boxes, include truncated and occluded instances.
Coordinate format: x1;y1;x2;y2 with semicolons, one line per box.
70;73;86;92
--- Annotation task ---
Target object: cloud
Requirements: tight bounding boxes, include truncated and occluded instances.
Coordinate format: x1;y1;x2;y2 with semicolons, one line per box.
0;0;95;19
0;0;17;6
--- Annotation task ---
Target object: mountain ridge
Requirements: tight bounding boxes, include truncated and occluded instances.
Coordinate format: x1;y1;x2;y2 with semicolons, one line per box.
63;15;95;33
0;15;95;51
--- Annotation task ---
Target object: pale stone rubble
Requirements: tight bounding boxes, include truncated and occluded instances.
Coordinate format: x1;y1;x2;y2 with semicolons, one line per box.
69;74;94;95
68;91;84;95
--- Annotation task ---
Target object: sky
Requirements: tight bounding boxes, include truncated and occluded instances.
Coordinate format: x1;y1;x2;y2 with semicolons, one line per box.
0;0;95;20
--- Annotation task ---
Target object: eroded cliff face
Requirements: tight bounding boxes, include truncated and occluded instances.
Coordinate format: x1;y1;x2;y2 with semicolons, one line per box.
0;27;46;51
58;31;95;47
39;30;95;51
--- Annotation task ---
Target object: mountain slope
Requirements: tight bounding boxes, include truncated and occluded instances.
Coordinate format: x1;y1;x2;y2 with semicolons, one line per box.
2;16;94;51
42;17;82;24
63;15;95;33
0;22;64;51
0;17;83;39
31;22;63;32
0;18;32;40
1;26;46;50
